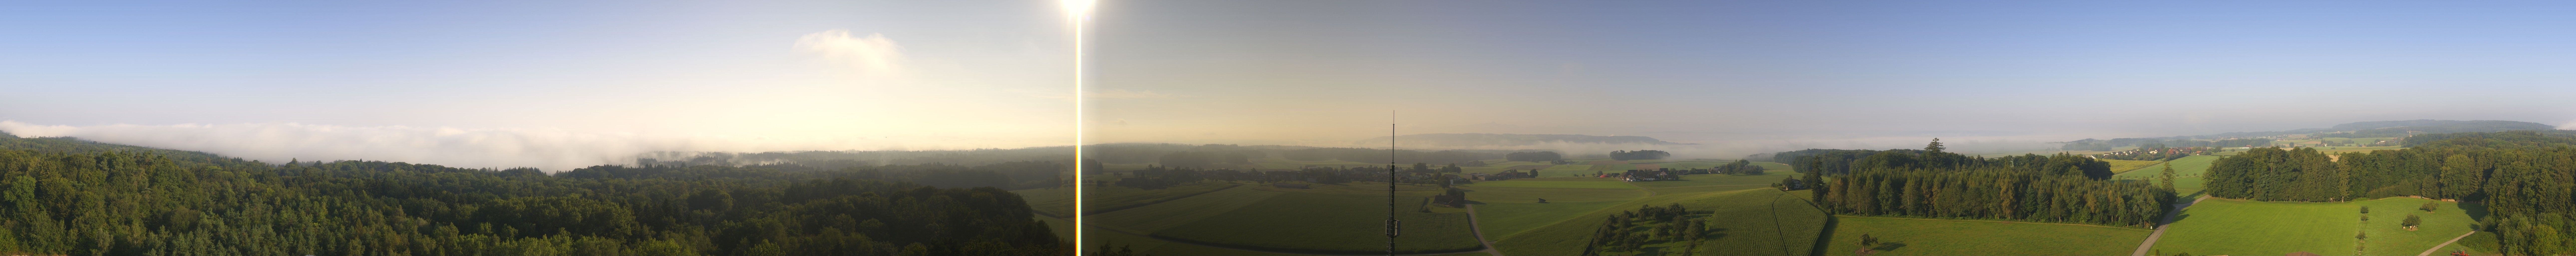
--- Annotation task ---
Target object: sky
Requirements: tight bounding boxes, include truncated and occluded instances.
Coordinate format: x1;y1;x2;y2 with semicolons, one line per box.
14;1;2576;168
0;0;1079;170
1083;0;2576;156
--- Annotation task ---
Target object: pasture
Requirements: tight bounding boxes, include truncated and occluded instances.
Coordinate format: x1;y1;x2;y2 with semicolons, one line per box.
1492;189;1827;256
1148;192;1485;254
1823;216;2150;256
2151;199;2362;256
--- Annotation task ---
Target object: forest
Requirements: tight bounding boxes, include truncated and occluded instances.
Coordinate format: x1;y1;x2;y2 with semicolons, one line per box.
0;132;1067;256
1795;141;2169;227
1607;150;1671;161
2203;130;2576;255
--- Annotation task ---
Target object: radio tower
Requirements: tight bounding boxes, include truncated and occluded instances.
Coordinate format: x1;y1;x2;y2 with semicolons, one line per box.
1386;112;1399;256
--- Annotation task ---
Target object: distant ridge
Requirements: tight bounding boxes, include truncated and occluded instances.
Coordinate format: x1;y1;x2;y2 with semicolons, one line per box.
1354;133;1696;148
2200;120;2556;138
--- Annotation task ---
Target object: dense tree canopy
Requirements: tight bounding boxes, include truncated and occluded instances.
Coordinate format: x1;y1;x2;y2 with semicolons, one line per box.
1794;140;2165;227
2205;130;2576;255
0;133;1067;256
1607;150;1670;161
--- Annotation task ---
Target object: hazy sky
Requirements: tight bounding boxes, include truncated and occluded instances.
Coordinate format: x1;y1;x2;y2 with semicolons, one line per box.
0;0;1077;170
1083;0;2576;154
15;1;2576;168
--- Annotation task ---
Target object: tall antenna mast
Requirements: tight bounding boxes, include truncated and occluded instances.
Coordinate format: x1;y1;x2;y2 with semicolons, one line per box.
1387;111;1399;256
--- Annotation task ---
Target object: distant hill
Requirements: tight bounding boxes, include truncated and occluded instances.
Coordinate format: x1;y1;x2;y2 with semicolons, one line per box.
1354;133;1696;148
2203;120;2556;138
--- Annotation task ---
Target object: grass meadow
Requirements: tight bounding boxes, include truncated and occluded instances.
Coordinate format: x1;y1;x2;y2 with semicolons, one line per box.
1822;216;2150;256
1493;189;1827;256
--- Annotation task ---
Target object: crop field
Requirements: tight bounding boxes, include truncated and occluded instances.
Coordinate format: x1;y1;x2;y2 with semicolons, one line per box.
1081;181;1242;215
1455;186;1645;203
1086;186;1284;232
1468;180;1638;189
1630;173;1798;195
2100;159;2163;174
2114;155;2220;179
1492;189;1827;256
1823;216;2150;256
1248;181;1447;196
1082;224;1313;256
1148;192;1485;254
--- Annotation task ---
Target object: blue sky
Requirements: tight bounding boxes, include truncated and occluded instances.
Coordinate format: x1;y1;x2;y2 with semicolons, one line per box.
0;0;1077;169
1084;0;2576;153
10;0;2576;165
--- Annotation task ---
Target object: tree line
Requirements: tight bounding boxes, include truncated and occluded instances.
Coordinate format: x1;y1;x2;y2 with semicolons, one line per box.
0;133;1066;256
1796;140;2170;227
2203;130;2576;255
1607;150;1670;161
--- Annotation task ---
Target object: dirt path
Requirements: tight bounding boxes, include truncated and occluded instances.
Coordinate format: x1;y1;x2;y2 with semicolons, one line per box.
2132;195;2210;256
2416;231;2477;256
1464;204;1504;256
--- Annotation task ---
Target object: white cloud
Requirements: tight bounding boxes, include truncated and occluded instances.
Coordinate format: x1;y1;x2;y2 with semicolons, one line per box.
795;30;906;76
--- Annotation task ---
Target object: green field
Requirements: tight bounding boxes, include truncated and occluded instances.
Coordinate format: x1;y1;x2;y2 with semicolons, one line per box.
2153;197;2481;256
2358;198;2481;256
2115;155;2220;179
1086;186;1284;232
1469;180;1639;189
1493;189;1827;256
1149;192;1484;254
2100;159;2163;174
2152;199;2362;256
1823;216;2150;256
1629;173;1798;194
1011;186;1074;218
1080;180;1241;215
1083;225;1315;256
1456;186;1646;203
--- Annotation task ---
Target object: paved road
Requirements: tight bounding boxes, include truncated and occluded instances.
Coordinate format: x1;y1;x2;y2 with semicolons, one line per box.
2416;231;2478;256
2133;195;2211;256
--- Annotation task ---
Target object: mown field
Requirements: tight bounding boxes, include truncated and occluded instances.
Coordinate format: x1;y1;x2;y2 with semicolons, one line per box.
1822;216;2150;256
2152;199;2363;256
1493;189;1827;256
2154;197;2481;256
2358;198;2482;256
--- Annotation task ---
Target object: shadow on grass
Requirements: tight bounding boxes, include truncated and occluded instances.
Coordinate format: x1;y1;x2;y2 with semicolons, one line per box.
1871;241;1908;252
1810;215;1839;256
